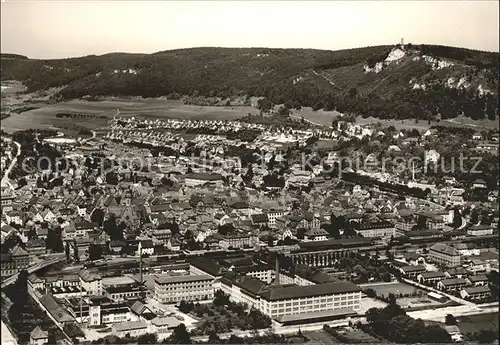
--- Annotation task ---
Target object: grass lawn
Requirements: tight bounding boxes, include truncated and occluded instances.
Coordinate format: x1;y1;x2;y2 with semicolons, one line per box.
365;282;424;298
356;117;432;131
304;330;340;344
457;313;499;335
335;328;381;343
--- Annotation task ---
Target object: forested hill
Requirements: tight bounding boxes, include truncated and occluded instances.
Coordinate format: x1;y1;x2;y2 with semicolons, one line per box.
1;44;499;121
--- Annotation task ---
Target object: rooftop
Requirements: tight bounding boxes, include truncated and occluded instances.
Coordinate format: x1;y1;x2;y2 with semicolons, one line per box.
259;281;361;301
113;320;147;332
154;273;213;285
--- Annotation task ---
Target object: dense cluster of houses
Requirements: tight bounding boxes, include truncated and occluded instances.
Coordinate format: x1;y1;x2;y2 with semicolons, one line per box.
0;115;498;343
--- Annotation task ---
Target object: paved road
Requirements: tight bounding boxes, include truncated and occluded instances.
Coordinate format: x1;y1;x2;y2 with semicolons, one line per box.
1;141;20;188
408;305;499;322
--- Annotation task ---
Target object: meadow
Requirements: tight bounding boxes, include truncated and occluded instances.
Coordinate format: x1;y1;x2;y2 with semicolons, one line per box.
2;96;497;135
1;98;260;134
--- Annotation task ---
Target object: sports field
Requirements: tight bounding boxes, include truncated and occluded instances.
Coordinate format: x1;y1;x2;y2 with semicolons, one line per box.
364;282;424;298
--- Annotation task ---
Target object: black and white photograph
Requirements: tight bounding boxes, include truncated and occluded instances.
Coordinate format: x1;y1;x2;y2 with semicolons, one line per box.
0;1;499;344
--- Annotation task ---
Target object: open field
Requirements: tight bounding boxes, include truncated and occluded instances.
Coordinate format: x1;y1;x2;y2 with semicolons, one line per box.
397;296;442;309
304;330;340;344
457;312;499;334
2;94;498;134
364;282;425;298
1;98;260;134
334;327;381;343
358;296;387;314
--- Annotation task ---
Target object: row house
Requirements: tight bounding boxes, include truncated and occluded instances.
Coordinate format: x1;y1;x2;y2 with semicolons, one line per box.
437;278;468;292
149;228;172;245
218;233;256;249
399;265;427;278
352;219;395;239
417;271;447;285
460;286;491;300
466;274;489;287
33;209;56;223
453;243;480;256
5;210;23;226
467;225;495;237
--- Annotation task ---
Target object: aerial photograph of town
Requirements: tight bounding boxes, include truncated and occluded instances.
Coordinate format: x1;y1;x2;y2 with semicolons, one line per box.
0;1;498;344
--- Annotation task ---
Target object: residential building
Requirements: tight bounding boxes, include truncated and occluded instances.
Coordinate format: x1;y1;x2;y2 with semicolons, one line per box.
150;229;172;245
26;238;46;257
445;267;469;279
352;219;395;239
154;274;214;303
437;278;468;292
112;320;148;338
399;265;427;278
417;271;446;285
467;225;495;236
304;228;329;242
429;243;461;267
137;240;154;256
79;270;102;295
466;274;489;287
453;243;480;256
460;286;491;300
184;173;223;187
267;209;286;228
219;233;255;249
151;316;182;338
1;245;29;277
29;326;48;345
251;214;269;227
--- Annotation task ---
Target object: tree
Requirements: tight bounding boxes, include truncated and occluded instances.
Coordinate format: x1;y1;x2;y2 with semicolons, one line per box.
257;97;273;113
388;293;397;305
381;271;392;282
169;323;191;344
477;329;498;343
470;209;479;224
46;228;64;253
296;228;306;240
208;330;220;343
65;241;70;262
452;207;462;228
73;241;79;263
416;215;428;229
91;208;105;227
47;331;57;345
88;244;103;261
103;215;124;241
137;333;157;344
445;314;457;325
277;105;290;116
365;288;377;298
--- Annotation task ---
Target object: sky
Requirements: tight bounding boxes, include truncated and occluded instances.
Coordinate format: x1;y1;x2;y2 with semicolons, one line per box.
1;1;499;59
